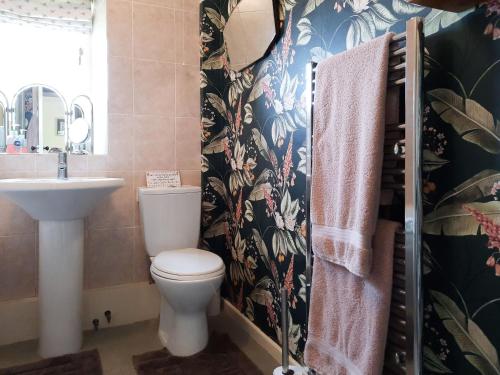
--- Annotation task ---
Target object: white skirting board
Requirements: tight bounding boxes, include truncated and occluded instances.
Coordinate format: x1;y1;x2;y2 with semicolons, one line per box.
210;299;300;375
0;282;160;346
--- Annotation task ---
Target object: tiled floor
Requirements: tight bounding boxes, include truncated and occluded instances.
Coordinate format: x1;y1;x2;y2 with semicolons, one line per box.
0;320;163;375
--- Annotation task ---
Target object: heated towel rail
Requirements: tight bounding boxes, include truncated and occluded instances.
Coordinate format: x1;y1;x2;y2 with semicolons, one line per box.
305;17;424;375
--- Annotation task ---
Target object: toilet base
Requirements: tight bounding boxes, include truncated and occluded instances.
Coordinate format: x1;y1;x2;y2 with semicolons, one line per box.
158;296;209;357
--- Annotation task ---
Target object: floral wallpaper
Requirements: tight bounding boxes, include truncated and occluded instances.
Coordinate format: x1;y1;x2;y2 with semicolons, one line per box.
421;2;500;374
200;0;500;370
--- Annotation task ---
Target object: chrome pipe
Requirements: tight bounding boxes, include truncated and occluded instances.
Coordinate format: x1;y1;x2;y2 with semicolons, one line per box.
281;287;289;374
305;62;315;329
386;123;406;131
390;47;407;57
404;17;424;375
392;31;407;42
389;77;406;86
389;62;406;72
383;168;405;175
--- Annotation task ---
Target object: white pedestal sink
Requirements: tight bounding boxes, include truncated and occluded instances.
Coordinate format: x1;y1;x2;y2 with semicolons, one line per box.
0;178;124;358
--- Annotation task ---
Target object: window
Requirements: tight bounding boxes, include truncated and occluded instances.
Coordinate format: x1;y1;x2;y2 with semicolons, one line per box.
0;0;107;154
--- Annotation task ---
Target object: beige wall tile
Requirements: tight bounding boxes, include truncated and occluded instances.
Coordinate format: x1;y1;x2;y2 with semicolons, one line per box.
87;155;107;172
67;155;89;172
180;10;199;66
0;171;37;237
87;172;135;229
0;155;36;171
0;234;37;301
107;0;133;58
34;154;57;172
134;0;182;8
175;64;199;118
108;56;134;114
133;4;175;62
183;0;199;12
105;114;134;170
174;10;183;63
85;228;134;289
133;171;147;226
180;170;201;186
175;117;200;170
0;199;36;236
134;115;175;170
134;60;175;116
133;227;150;282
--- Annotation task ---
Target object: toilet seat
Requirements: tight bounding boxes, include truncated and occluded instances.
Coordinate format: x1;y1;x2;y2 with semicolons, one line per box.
151;267;225;281
151;248;225;281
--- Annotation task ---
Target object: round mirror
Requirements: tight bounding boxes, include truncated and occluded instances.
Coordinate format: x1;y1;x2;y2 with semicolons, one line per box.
68;118;90;144
10;85;67;153
69;95;93;154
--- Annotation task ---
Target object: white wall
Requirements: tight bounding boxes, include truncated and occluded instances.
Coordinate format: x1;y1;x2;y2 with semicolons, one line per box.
0;23;91;102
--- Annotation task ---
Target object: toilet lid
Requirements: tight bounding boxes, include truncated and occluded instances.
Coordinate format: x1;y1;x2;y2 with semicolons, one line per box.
152;248;224;276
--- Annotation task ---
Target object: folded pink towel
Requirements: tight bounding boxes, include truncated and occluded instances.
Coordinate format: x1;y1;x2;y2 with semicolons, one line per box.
304;219;401;375
311;33;393;277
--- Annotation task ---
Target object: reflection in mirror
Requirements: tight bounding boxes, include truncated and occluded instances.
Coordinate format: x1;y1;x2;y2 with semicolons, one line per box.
9;86;67;153
69;96;93;154
0;91;6;153
223;0;278;71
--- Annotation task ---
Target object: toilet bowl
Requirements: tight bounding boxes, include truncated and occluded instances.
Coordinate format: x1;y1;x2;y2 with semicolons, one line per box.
149;248;225;356
139;186;225;356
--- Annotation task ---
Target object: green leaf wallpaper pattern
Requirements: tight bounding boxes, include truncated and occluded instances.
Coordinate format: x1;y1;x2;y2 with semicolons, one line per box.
431;291;500;375
200;0;500;370
428;88;500;154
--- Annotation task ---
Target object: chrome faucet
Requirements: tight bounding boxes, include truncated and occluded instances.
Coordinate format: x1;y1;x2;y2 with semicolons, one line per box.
58;151;68;179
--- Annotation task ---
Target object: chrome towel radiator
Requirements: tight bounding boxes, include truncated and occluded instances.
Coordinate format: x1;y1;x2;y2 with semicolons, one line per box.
305;17;424;375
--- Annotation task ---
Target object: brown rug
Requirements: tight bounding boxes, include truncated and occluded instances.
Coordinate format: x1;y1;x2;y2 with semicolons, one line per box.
133;334;263;375
0;349;103;375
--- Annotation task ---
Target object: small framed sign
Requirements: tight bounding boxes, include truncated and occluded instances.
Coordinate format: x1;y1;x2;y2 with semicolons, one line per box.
146;170;181;188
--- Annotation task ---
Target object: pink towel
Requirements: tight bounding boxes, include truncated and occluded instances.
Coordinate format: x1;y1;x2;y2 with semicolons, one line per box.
311;33;393;277
304;219;401;375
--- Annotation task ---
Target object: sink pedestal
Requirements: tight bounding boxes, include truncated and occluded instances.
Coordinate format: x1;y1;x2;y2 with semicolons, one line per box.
39;219;84;358
0;177;124;358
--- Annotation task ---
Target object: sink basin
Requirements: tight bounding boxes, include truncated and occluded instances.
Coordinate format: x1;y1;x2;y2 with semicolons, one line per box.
0;177;124;358
0;178;124;220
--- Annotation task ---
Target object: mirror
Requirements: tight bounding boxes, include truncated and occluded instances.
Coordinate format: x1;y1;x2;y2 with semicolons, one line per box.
223;0;278;71
69;95;93;154
8;85;67;153
0;91;7;153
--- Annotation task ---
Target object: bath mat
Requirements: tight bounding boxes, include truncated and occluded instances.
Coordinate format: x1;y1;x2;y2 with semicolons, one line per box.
0;349;103;375
133;333;263;374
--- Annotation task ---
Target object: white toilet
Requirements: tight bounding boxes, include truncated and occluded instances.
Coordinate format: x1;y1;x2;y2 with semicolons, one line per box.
139;185;225;357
